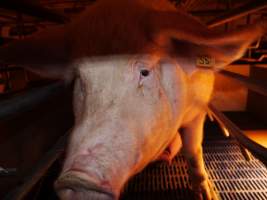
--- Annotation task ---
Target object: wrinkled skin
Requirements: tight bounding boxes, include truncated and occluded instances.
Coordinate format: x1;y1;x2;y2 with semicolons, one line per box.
0;0;266;199
57;55;215;200
55;55;188;199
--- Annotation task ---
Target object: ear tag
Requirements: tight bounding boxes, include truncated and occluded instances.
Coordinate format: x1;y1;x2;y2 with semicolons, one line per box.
196;55;215;69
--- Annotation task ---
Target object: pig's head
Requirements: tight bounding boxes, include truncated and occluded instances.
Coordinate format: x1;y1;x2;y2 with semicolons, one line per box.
54;54;189;199
0;1;266;199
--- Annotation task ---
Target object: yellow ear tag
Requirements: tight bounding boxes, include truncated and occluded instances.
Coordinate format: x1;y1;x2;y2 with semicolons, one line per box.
196;55;215;68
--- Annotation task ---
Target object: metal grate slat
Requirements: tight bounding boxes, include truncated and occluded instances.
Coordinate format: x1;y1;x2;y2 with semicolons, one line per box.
120;139;267;200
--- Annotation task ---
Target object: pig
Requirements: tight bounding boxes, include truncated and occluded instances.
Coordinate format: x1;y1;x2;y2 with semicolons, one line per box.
0;0;266;199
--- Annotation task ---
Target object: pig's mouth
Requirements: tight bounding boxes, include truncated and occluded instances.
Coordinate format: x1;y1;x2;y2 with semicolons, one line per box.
54;171;115;200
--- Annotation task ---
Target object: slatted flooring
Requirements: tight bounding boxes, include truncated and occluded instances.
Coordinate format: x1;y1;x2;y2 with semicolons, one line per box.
120;139;267;200
4;138;267;200
203;140;267;200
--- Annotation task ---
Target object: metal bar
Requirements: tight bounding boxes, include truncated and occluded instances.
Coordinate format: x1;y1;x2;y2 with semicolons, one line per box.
0;167;17;177
239;144;252;161
240;54;267;62
0;0;68;24
0;81;65;120
3;131;69;200
207;0;267;28
0;67;23;72
208;103;267;167
41;0;94;6
190;9;226;16
218;69;267;97
0;14;17;21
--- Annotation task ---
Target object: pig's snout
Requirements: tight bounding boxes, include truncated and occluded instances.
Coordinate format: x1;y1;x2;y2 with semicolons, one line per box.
54;172;115;200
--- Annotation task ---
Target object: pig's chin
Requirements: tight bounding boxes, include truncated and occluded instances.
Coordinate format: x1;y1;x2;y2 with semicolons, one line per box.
54;171;116;200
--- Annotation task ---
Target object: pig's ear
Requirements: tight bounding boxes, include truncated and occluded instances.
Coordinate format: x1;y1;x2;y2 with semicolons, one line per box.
0;25;72;79
150;11;266;73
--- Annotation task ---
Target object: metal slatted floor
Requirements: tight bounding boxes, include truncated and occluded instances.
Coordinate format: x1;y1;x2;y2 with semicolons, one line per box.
120;139;267;200
7;138;267;199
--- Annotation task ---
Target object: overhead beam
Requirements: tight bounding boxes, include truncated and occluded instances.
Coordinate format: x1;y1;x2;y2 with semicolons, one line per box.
0;0;68;24
207;0;267;28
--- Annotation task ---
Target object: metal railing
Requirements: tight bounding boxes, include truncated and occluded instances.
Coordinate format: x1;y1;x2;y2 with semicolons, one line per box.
207;0;267;28
0;81;66;120
218;69;267;97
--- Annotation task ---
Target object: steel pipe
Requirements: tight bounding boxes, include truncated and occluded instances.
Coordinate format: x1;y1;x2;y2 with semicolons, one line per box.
191;9;226;16
218;69;267;97
0;81;66;120
207;0;267;28
208;103;267;167
240;54;267;62
0;66;23;72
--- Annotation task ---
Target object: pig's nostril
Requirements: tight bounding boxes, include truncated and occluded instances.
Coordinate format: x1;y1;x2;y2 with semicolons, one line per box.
54;172;114;200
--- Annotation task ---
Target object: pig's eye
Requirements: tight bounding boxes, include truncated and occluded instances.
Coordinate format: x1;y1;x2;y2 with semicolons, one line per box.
140;69;150;77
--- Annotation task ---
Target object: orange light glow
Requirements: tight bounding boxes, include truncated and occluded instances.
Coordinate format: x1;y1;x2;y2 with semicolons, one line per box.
222;127;230;137
244;130;267;148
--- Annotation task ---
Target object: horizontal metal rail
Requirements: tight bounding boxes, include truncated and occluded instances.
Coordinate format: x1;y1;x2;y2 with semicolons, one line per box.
208;103;267;167
218;69;267;97
3;131;69;200
0;81;66;120
0;67;23;72
207;0;267;28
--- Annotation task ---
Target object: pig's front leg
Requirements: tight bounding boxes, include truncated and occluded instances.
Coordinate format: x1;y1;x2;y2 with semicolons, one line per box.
181;113;217;200
156;132;182;165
